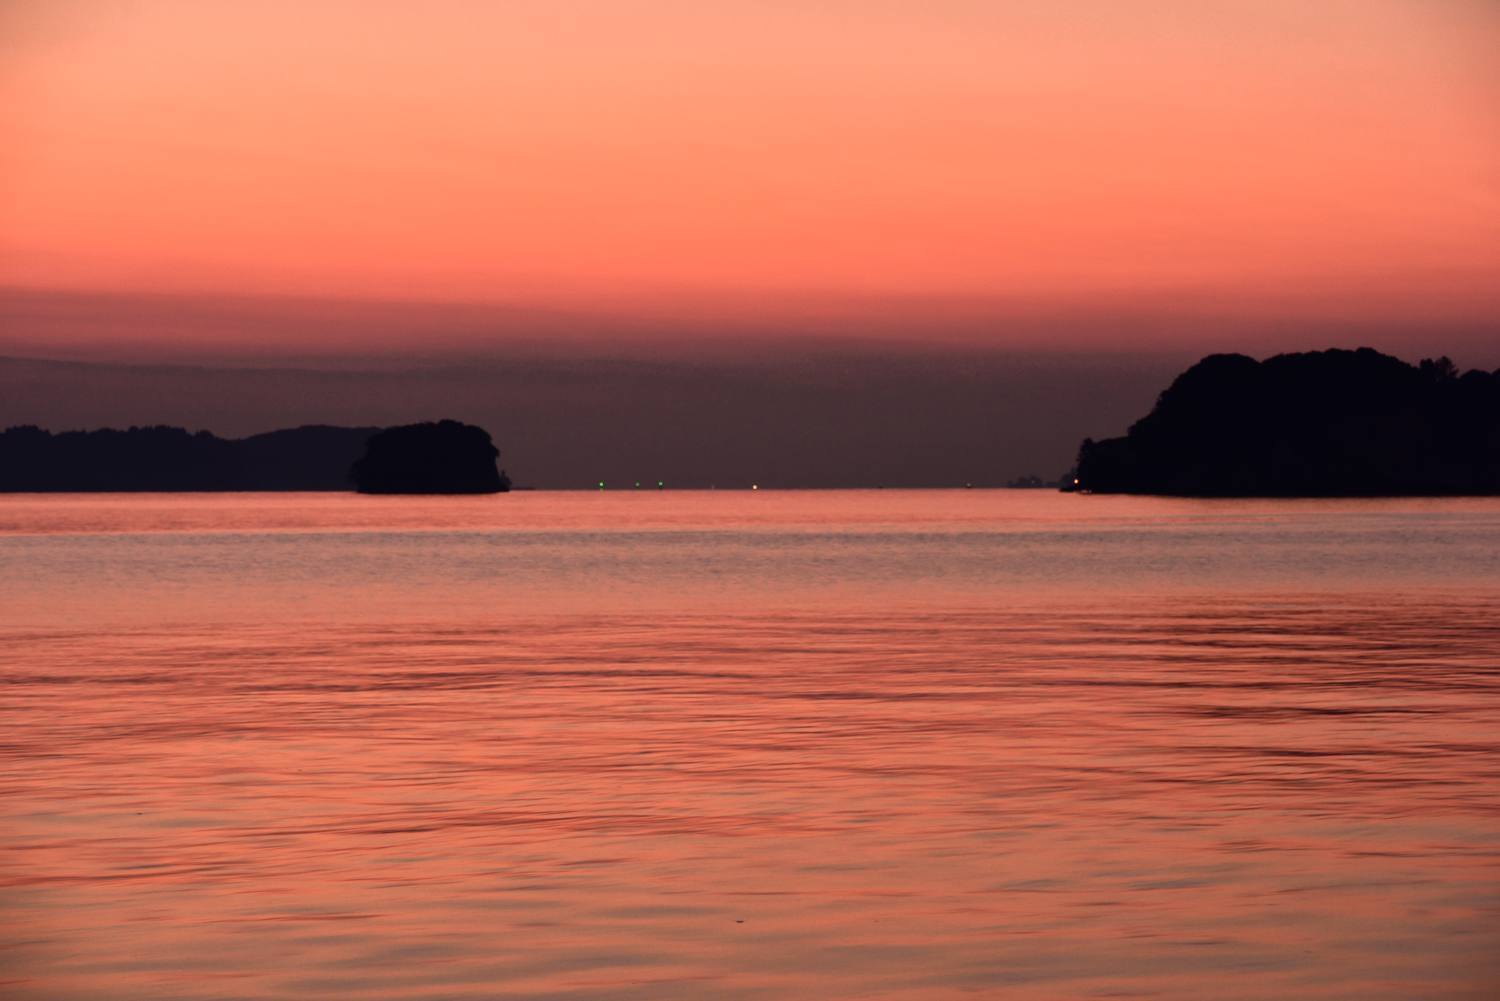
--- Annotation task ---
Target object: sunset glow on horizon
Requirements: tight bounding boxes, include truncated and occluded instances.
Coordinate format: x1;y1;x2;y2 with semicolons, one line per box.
3;0;1497;351
5;12;1500;996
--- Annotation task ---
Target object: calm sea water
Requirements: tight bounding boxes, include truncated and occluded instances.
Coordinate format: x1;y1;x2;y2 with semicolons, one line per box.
2;491;1498;1000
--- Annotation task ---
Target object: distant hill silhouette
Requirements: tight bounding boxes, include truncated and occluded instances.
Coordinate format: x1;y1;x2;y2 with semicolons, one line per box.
1073;348;1500;496
351;421;510;494
0;421;510;493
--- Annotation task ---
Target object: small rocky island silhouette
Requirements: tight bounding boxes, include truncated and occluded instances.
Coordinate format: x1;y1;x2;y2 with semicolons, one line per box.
351;421;510;494
1073;348;1500;496
0;420;510;493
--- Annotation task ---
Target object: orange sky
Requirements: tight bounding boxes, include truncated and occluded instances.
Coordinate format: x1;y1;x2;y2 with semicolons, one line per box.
2;0;1497;343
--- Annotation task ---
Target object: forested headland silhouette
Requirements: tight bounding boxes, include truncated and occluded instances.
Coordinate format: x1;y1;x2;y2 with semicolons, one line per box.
0;421;510;493
351;421;510;494
1073;348;1500;496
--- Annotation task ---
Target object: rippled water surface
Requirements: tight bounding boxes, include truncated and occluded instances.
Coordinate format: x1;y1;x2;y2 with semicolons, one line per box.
3;491;1498;999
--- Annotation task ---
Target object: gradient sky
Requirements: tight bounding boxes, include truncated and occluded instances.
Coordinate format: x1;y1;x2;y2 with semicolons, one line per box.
2;1;1498;485
3;0;1497;353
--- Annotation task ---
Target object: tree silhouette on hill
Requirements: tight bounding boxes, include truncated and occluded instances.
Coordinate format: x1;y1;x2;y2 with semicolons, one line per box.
0;421;511;493
350;421;510;494
1073;348;1500;496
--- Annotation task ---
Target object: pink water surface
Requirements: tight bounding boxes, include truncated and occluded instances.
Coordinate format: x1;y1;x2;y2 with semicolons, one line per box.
2;491;1498;999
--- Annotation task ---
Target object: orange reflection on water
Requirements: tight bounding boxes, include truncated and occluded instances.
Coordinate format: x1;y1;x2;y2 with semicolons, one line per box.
2;494;1499;999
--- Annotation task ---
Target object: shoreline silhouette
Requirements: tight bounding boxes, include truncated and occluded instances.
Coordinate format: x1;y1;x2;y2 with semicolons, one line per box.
1073;348;1500;496
0;420;510;494
7;348;1499;497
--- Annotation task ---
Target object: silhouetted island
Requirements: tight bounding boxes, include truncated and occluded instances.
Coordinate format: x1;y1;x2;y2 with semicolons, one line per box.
0;420;511;493
351;421;510;494
1072;348;1500;496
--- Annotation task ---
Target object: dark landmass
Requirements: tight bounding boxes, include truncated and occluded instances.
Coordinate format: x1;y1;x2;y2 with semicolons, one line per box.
0;421;510;493
0;424;379;491
1006;474;1062;489
351;421;510;494
1074;348;1500;496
